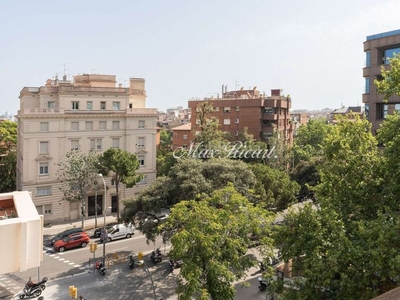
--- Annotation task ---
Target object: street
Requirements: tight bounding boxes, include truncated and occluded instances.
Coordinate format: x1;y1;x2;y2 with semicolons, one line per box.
0;224;270;300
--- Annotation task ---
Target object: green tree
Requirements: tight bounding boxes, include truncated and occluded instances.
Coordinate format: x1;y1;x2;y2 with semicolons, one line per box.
56;150;100;228
161;184;275;300
98;148;141;221
375;53;400;101
249;163;300;210
122;158;259;241
159;129;172;154
289;157;322;201
0;120;17;192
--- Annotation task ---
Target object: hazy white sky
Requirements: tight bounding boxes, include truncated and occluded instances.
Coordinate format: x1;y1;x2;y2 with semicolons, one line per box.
1;0;399;115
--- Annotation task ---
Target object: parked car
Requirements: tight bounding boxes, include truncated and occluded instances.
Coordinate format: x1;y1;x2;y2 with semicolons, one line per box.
50;228;84;245
53;233;90;252
144;213;169;224
93;222;118;238
100;223;134;242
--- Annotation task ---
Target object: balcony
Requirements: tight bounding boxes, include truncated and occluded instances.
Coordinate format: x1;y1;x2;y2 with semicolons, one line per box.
58;86;130;94
262;113;278;121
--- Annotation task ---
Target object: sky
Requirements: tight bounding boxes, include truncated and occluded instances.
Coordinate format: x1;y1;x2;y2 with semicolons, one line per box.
1;0;400;115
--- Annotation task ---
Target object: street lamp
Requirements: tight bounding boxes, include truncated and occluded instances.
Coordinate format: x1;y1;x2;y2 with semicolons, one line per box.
98;173;107;266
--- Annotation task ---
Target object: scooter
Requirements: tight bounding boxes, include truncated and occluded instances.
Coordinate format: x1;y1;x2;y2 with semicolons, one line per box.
258;277;269;291
95;260;106;276
128;253;136;269
168;259;183;272
150;248;162;264
19;277;48;299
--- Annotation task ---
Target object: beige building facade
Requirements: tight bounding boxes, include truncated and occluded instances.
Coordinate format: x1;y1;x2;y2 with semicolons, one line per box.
16;74;157;223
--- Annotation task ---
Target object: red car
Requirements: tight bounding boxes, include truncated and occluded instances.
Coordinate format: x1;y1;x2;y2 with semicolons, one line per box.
53;233;90;252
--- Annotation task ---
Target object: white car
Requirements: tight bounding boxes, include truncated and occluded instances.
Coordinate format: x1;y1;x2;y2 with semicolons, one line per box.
101;223;134;242
144;213;169;224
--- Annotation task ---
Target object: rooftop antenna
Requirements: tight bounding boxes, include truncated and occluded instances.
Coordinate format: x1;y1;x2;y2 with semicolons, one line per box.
62;63;68;75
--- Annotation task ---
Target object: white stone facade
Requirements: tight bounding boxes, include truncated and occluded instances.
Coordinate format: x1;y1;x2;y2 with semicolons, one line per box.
16;75;157;223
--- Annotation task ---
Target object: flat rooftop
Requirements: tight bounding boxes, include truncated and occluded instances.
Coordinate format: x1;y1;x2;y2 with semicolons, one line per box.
366;29;400;41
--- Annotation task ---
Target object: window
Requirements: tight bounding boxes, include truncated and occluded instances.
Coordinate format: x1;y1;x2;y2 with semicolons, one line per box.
395;104;400;111
182;144;188;149
40;122;49;132
138;155;145;167
215;107;219;111
36;206;43;214
365;78;370;94
378;104;388;119
137;175;147;184
100;102;106;110
235;106;240;111
99;121;107;130
224;107;231;113
36;186;51;196
71;140;79;150
365;104;369;119
39;163;49;175
47;101;55;109
71;122;79;131
223;119;231;125
85;121;93;130
111;178;116;186
235;119;239;123
137;137;145;147
71;101;79;110
383;47;400;64
264;107;273;114
366;51;371;67
90;139;102;151
183;134;188;140
138;120;145;129
112;121;120;130
112;138;120;149
44;205;52;214
87;101;93;110
39;141;49;154
113;102;120;110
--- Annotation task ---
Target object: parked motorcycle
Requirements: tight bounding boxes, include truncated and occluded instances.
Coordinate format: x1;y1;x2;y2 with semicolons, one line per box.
258;277;269;291
128;253;136;269
150;248;162;264
19;276;48;299
95;260;106;276
168;259;183;272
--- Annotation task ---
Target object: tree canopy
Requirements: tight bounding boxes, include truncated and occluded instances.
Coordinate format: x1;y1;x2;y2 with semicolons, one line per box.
161;184;275;300
0;120;17;193
375;53;400;100
98;148;141;220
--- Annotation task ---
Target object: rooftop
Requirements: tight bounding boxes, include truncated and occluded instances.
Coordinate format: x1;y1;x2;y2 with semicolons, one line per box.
366;29;400;41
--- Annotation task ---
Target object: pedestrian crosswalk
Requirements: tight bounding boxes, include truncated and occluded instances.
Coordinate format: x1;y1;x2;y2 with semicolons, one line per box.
0;274;22;296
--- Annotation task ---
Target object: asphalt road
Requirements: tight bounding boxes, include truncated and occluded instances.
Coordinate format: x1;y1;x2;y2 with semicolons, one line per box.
2;227;271;300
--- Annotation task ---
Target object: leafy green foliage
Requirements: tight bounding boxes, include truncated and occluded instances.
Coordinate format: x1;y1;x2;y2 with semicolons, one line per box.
161;184;275;300
289;157;323;200
250;164;300;210
99;148;141;220
375;53;400;101
0;120;17;192
56;150;100;228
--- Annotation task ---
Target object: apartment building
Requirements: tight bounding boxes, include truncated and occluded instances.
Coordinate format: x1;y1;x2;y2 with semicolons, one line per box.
171;123;191;149
188;87;293;146
363;29;400;133
16;74;158;223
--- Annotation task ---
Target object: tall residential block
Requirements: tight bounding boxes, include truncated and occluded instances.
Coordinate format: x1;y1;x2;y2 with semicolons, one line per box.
363;29;400;133
16;74;157;223
187;87;293;147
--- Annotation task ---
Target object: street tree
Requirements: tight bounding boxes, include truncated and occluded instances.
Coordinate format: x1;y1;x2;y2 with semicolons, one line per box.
56;149;100;229
122;158;258;241
160;184;275;300
274;115;400;299
0;120;17;192
375;53;400;100
98;148;141;221
249;163;300;210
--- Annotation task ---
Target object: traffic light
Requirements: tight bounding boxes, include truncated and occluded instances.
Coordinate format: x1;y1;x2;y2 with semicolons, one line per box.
138;251;143;260
89;242;97;253
69;285;77;299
